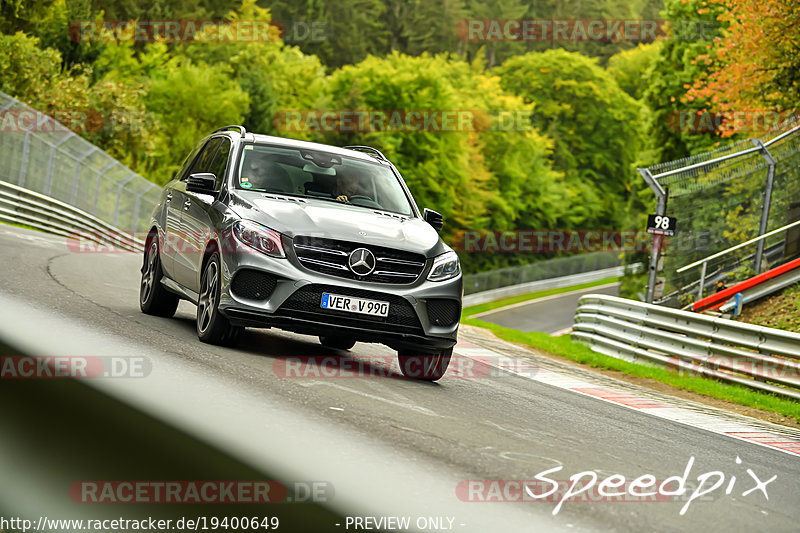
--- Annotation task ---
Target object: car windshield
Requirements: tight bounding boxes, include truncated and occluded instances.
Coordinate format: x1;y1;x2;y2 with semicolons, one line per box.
235;144;413;216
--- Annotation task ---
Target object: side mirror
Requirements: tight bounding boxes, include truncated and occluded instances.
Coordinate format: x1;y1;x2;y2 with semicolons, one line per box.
186;173;217;194
423;208;444;232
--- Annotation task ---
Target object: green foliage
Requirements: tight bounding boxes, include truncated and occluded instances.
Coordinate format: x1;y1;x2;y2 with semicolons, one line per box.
496;49;644;228
265;0;390;68
320;52;495;237
145;57;250;183
607;42;662;100
0;31;63;104
641;0;728;163
319;52;567;240
266;0;667;68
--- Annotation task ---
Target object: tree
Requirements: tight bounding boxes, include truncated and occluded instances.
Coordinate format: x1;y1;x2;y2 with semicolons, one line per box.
263;0;389;68
496;49;644;228
607;41;662;100
320;52;565;272
686;0;800;135
641;0;727;163
320;52;492;234
144;57;250;183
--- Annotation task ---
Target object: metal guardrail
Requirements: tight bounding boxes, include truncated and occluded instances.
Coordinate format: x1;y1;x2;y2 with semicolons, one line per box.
463;251;623;295
718;268;800;314
0;180;143;252
677;219;800;301
463;264;641;307
0;90;161;233
572;294;800;401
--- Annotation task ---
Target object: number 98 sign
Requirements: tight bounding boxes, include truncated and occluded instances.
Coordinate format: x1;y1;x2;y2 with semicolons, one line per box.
646;214;677;236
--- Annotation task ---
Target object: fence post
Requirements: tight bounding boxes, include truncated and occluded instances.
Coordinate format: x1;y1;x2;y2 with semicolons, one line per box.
697;260;707;301
752;139;776;273
639;168;667;303
93;161;117;216
113;172;138;227
18;132;30;186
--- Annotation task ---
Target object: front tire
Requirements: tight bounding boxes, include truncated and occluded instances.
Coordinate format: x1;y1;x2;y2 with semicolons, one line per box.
197;253;242;346
140;237;179;317
397;347;452;381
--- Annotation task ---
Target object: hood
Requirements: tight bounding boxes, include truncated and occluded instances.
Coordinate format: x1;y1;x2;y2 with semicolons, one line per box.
228;191;442;255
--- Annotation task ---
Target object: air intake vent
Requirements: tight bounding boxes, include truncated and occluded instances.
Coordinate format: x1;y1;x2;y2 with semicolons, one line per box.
231;269;277;301
426;299;460;327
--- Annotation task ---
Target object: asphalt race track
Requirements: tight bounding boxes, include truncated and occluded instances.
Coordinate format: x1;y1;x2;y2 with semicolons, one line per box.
2;224;799;533
469;283;621;334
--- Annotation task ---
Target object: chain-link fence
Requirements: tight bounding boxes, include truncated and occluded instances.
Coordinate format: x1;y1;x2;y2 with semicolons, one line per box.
0;91;161;232
640;116;800;307
463;251;622;295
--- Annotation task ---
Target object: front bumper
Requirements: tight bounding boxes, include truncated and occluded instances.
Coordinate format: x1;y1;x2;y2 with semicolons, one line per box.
216;239;462;351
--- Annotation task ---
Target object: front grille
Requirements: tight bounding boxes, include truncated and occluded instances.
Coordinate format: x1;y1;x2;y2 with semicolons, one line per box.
278;284;423;334
426;299;461;327
292;236;426;284
231;269;277;301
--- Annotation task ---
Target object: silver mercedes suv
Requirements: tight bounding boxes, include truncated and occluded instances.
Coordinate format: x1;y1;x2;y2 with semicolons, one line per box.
140;126;462;380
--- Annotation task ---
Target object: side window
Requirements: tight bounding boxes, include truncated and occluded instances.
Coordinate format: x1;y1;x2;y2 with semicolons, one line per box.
184;138;223;179
207;138;232;189
175;141;205;181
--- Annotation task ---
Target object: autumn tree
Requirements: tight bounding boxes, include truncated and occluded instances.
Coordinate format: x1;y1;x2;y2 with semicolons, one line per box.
686;0;800;136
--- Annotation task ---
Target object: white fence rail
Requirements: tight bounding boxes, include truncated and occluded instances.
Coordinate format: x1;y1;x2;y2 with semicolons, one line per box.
0;180;143;252
572;294;800;400
0;90;161;233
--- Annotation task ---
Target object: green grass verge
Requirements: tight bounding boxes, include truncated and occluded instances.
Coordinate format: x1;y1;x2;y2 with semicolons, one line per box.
461;316;800;422
462;276;620;317
0;219;41;232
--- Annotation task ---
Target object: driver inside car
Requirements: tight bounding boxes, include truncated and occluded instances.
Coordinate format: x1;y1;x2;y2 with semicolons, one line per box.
334;172;364;203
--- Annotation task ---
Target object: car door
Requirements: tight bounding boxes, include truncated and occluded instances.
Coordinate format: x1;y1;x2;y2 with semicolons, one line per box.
170;137;223;291
162;141;205;278
181;137;232;292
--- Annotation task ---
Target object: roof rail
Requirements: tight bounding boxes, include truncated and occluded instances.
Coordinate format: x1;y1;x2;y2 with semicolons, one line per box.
213;125;247;137
344;145;388;162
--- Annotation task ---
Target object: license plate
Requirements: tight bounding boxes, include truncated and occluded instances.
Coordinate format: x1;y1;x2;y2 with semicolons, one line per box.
320;292;389;317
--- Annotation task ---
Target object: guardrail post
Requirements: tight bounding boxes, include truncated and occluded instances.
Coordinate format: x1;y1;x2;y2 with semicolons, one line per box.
697;261;707;301
752;139;776;273
639;168;667;304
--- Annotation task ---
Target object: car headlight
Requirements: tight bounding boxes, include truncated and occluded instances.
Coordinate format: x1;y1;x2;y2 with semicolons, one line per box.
233;220;285;258
427;251;461;281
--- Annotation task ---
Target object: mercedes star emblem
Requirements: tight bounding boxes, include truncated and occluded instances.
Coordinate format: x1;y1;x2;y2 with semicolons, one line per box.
348;248;376;276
